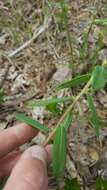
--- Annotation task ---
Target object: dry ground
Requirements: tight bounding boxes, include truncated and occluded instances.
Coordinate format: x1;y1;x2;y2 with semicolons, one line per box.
0;1;107;189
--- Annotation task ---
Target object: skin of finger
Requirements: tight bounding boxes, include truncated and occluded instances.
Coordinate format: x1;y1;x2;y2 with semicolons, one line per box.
0;145;52;181
0;123;37;158
45;145;52;162
4;146;48;190
0;151;21;180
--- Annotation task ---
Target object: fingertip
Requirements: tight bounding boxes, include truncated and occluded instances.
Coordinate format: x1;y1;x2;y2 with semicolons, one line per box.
4;146;48;190
45;145;52;162
21;145;48;167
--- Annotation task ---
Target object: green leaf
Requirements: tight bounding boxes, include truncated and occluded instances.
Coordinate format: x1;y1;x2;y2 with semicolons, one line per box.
53;125;67;177
92;66;107;91
15;113;49;133
46;103;61;116
0;183;5;190
64;178;81;190
96;177;107;190
28;97;73;108
0;89;5;103
62;111;73;131
80;20;93;60
94;18;107;25
87;94;100;138
53;112;73;177
0;178;7;190
58;74;91;89
80;31;90;60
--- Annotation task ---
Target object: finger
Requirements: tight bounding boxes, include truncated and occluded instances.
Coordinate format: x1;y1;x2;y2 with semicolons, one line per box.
4;146;48;190
0;146;52;181
0;151;21;180
0;123;37;158
45;145;52;162
1;147;52;189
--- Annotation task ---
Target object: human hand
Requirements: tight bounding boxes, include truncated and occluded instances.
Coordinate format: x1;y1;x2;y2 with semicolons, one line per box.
0;123;51;190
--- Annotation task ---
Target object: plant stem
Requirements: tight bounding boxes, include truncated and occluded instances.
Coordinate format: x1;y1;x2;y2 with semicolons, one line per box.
66;22;74;65
60;0;74;71
43;78;92;146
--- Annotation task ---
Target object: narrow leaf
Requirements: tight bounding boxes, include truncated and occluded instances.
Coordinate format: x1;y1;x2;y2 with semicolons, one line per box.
46;103;60;115
92;66;107;91
80;20;93;60
15;113;49;133
0;89;5;103
28;96;73;108
62;111;73;131
0;178;7;190
87;94;100;138
58;74;91;89
53;125;67;177
94;18;107;26
80;31;90;60
53;112;73;177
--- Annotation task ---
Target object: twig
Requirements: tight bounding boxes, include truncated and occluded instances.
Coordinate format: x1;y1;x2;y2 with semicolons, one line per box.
7;17;51;58
43;78;92;146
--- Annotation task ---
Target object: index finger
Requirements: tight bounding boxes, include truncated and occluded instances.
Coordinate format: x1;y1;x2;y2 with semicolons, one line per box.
0;123;38;158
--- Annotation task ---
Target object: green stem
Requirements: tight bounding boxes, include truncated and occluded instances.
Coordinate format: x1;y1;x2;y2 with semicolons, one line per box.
44;78;92;146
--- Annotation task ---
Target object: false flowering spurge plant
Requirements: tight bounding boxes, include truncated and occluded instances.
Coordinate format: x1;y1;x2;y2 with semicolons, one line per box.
15;63;107;178
15;2;107;184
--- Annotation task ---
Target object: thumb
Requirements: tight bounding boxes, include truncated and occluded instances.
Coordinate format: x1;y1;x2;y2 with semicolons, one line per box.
4;146;48;190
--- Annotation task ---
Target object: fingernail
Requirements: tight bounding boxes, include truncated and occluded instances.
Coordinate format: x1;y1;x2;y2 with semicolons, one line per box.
22;146;47;166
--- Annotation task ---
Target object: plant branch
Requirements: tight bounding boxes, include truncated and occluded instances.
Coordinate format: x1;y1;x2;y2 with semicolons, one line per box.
43;78;92;146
